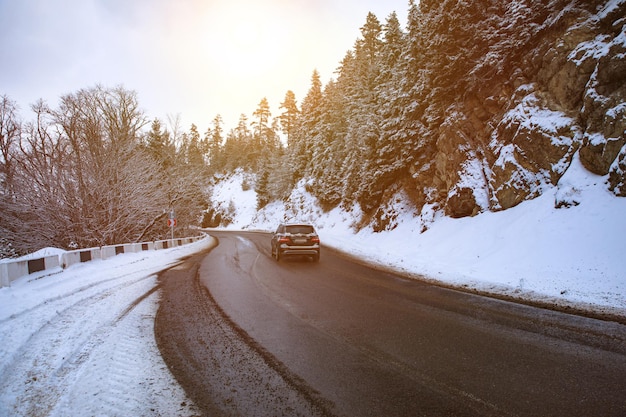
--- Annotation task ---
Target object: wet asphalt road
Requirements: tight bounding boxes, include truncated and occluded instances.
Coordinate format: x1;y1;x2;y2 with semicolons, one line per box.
158;230;626;416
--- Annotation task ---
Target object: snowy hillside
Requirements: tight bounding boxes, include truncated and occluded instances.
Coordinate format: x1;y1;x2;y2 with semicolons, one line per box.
209;155;626;319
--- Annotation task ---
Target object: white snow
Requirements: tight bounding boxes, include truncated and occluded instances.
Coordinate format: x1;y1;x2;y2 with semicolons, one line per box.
452;155;491;210
0;238;215;416
210;170;259;227
0;247;66;262
569;34;614;65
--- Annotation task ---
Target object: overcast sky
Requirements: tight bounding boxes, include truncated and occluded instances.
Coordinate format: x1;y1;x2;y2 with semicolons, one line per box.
1;0;409;133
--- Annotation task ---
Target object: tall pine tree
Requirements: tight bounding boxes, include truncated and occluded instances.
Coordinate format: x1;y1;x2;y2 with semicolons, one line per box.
278;90;299;146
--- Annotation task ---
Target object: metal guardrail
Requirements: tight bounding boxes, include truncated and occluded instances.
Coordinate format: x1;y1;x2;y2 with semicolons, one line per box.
0;236;205;288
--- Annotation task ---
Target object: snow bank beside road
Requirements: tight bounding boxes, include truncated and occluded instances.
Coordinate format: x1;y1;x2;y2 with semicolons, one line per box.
0;237;215;416
213;158;626;319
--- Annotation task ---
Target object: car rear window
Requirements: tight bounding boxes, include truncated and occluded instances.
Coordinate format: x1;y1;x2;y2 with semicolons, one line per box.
285;225;315;234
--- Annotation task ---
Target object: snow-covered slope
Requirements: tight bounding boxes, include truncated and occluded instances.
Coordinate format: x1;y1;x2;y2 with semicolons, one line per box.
209;155;626;318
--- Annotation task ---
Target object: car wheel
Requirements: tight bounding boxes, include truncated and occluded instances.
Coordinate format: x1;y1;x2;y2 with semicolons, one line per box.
276;249;281;262
313;251;320;262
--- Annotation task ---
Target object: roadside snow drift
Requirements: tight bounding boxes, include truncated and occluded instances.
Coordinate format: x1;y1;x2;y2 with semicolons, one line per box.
0;238;215;417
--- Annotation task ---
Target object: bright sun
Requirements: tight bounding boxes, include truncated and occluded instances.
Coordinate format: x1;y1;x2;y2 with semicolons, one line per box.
205;5;285;77
168;0;306;127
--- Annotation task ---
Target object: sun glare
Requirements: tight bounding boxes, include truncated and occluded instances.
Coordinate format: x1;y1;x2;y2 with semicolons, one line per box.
164;0;315;128
205;4;285;78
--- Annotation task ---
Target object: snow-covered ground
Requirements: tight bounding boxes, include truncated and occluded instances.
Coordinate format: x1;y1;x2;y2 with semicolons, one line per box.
213;152;626;318
0;238;216;416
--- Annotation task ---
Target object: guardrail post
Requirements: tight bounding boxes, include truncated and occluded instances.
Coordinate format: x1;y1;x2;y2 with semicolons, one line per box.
0;263;9;287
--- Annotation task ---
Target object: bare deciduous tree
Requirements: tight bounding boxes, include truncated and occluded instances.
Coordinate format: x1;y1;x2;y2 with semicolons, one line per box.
1;86;208;255
0;95;21;195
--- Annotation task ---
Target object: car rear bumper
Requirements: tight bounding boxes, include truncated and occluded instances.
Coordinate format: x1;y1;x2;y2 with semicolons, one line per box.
280;245;320;256
282;249;319;255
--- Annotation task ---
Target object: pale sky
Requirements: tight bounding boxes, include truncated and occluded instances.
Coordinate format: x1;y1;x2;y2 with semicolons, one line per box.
1;0;409;134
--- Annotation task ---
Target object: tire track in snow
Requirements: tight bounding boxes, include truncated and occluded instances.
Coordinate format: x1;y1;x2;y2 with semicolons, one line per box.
0;269;158;380
0;258;186;381
0;260;182;325
0;271;197;416
48;287;198;417
0;275;154;415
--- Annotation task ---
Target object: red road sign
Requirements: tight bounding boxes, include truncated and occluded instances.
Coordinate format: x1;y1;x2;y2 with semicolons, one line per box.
168;218;177;227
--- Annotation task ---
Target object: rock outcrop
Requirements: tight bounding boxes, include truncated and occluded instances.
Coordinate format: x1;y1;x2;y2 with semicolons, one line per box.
415;0;625;218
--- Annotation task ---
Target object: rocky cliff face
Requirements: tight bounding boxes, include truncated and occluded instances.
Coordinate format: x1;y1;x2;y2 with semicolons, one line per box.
419;0;625;219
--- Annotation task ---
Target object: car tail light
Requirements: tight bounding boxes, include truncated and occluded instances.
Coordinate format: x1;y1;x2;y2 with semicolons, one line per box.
278;237;290;243
311;236;320;243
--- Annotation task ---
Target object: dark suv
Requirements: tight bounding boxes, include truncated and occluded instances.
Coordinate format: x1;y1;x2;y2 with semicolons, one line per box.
271;223;320;262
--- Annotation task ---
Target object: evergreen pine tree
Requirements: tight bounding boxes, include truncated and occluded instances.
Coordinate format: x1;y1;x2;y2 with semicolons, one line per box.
340;12;385;212
252;97;275;162
288;70;323;182
255;165;270;210
278;90;299;146
206;114;224;171
145;118;174;169
373;11;415;202
186;123;205;168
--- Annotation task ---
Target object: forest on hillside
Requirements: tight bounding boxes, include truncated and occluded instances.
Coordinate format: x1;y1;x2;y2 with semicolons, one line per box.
1;0;625;255
205;0;626;229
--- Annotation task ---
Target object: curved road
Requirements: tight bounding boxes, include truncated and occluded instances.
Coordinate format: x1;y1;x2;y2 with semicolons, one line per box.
156;231;626;417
